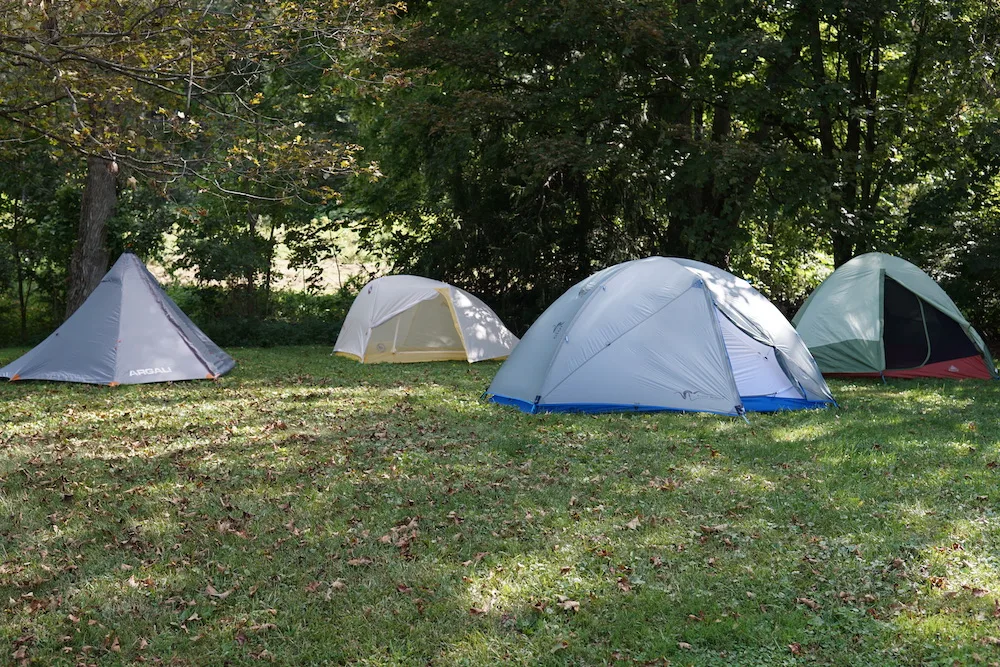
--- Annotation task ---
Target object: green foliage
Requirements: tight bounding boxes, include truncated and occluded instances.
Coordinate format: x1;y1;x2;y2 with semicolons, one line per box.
0;0;396;196
2;351;1000;664
164;284;358;347
5;0;1000;342
0;291;59;344
0;149;80;336
109;186;173;262
0;0;400;331
349;0;1000;331
352;0;775;328
173;203;277;290
730;217;833;316
895;118;1000;343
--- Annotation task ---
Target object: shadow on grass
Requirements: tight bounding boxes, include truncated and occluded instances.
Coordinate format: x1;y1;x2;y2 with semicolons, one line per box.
2;357;1000;664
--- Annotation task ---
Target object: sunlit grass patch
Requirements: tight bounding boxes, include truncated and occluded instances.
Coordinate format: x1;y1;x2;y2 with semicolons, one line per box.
2;348;1000;664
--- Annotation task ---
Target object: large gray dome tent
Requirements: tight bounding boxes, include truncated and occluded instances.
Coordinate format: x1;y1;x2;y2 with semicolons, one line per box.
0;253;234;385
792;252;997;379
486;257;835;416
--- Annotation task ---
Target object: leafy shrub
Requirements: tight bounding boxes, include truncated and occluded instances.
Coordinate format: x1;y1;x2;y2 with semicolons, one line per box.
0;293;61;346
164;283;359;347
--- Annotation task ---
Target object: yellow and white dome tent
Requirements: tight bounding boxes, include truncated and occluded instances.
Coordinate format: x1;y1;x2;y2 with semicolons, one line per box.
334;276;519;363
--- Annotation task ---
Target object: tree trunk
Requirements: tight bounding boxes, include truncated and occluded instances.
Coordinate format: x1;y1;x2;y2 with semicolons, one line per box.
661;97;768;267
832;234;855;268
573;172;594;282
15;244;27;341
245;209;258;317
65;156;117;319
12;189;29;341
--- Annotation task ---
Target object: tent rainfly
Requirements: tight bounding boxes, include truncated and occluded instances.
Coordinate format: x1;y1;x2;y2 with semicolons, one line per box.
792;252;997;379
486;257;835;416
0;253;235;385
334;275;518;363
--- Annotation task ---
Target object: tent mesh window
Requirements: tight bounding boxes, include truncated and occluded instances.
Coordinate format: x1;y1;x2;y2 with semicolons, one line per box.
882;276;978;369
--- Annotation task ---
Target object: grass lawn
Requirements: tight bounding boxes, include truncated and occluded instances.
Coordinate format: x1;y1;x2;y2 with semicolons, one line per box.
2;346;1000;665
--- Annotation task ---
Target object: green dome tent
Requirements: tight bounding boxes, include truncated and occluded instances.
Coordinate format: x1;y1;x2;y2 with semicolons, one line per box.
792;253;996;379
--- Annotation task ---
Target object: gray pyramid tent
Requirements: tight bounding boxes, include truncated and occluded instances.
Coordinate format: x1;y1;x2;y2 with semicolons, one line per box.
0;253;235;385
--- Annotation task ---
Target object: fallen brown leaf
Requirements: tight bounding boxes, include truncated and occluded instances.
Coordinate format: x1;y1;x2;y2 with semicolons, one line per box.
700;524;727;534
249;623;277;632
206;584;233;599
555;595;580;612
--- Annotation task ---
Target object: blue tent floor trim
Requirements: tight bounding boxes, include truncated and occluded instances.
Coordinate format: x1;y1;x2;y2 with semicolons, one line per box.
488;394;832;415
740;396;834;412
487;394;742;417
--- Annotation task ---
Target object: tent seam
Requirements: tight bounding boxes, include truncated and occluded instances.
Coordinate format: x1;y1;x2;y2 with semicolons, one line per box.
368;287;447;331
702;287;745;411
107;271;125;385
134;259;216;375
440;287;471;362
538;280;708;402
360;278;381;361
531;261;645;402
713;306;797;401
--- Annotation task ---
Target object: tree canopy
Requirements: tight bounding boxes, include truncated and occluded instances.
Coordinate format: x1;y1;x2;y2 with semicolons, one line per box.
349;0;1000;326
0;0;397;315
3;0;1000;342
